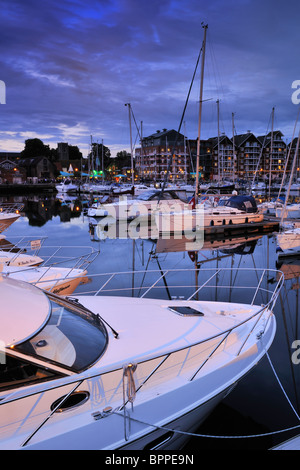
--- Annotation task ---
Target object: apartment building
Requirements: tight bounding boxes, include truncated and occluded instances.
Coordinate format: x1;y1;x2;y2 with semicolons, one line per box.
134;129;189;181
134;128;290;181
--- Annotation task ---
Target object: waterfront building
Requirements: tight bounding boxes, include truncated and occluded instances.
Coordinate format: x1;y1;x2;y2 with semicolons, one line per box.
135;129;189;182
257;131;287;180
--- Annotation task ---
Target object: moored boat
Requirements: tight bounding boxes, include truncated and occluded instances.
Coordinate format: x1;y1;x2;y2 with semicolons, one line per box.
0;267;283;450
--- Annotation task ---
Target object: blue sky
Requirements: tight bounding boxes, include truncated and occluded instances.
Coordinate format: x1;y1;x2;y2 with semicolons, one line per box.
0;0;299;157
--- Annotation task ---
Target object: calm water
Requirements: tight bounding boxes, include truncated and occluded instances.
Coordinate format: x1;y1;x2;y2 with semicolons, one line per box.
3;192;300;450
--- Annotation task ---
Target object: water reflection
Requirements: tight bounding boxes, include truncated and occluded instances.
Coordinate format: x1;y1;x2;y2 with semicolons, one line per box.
0;193;92;226
3;192;300;449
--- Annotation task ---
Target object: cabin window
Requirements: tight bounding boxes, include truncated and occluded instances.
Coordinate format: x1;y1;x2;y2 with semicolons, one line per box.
0;353;62;392
13;297;108;373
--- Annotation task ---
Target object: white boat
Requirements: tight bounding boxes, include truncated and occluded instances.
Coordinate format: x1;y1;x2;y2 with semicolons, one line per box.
0;203;23;232
0;267;283;450
0;250;43;267
276;204;300;219
133;184;151;196
87;189;190;219
0;239;99;294
111;184;134;195
276;225;300;257
258;199;284;216
55;180;77;193
155;195;264;234
0;234;47;266
1;265;88;295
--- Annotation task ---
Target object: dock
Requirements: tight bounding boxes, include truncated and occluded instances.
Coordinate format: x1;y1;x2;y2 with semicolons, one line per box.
204;218;280;237
0;183;57;194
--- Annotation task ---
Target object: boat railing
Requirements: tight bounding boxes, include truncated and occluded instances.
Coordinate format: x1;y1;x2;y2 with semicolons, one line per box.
0;268;284;447
0;202;24;214
2;244;99;291
0;236;48;263
38;245;99;272
76;267;283;311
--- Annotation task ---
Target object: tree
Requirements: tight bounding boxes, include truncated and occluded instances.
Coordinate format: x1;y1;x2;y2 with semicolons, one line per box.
68;145;83;160
21;138;52;158
115;150;132;168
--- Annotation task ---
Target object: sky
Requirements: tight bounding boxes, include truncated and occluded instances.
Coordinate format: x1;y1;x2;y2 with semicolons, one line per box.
0;0;300;158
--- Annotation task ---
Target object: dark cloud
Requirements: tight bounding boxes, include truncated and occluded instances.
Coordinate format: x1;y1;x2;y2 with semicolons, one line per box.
0;0;299;155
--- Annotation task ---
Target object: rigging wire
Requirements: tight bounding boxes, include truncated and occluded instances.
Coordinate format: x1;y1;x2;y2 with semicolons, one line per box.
157;42;204;203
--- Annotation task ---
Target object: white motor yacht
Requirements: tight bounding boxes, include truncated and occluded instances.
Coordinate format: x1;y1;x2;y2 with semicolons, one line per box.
276;225;300;257
276;203;300;219
0;240;99;294
0;250;43;267
87;189;189;220
1;265;88;295
55;180;77;193
155;195;264;235
0;267;283;450
0;203;22;232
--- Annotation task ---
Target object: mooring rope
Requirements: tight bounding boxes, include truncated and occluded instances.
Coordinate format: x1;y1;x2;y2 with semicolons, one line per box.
117;350;300;441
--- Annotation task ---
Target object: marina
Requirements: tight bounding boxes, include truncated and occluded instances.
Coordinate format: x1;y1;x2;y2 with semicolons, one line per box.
1;0;300;454
1;190;300;450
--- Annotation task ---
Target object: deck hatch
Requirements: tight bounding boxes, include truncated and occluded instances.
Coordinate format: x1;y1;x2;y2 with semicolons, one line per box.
168;306;204;316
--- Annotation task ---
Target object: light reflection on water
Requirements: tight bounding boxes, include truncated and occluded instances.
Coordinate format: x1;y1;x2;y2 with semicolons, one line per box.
3;193;300;450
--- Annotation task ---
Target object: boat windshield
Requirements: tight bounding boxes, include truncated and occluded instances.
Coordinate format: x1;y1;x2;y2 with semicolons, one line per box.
14;296;108;373
136;190;184;201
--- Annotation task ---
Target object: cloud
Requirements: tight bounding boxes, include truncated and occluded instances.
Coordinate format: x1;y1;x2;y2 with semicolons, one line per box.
0;0;299;158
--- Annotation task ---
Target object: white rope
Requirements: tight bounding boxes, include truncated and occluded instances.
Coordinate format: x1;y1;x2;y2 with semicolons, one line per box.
266;351;300;421
112;410;300;439
112;351;300;440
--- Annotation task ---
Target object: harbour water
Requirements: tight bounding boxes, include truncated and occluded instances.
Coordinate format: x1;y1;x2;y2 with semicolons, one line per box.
2;191;300;450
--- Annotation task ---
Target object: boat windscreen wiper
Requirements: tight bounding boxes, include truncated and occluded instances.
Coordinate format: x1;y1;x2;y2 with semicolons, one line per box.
66;296;119;339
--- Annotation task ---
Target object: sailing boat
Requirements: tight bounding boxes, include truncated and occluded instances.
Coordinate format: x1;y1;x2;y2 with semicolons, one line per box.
276;116;300;256
276;111;300;220
155;26;263;237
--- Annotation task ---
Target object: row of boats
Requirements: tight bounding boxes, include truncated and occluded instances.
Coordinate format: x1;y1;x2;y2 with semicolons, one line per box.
85;188;300;257
0;197;298;450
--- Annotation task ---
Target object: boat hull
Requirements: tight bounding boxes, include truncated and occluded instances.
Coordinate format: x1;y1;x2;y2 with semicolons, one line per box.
276;205;300;219
0;310;276;450
155;210;263;235
276;229;300;257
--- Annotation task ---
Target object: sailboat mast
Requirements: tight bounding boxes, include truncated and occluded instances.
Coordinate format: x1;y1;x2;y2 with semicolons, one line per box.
125;103;134;186
195;23;208;204
184;121;187;184
232;112;235;182
268;106;274;199
217;99;220;183
101;138;104;182
281;126;300;225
